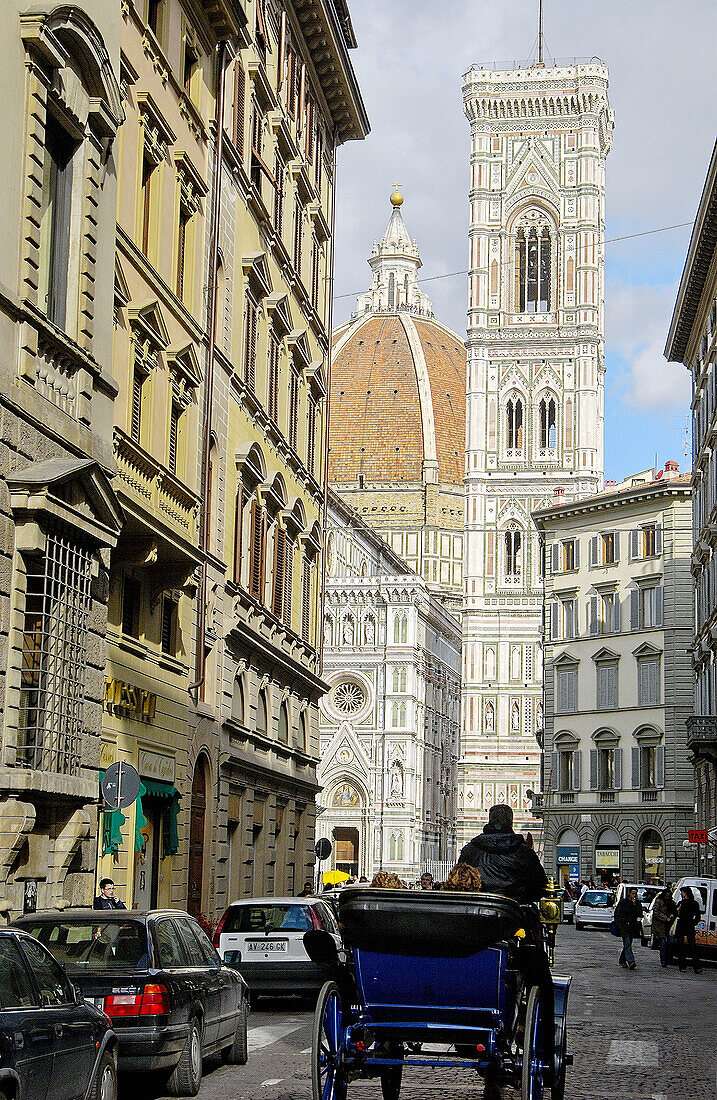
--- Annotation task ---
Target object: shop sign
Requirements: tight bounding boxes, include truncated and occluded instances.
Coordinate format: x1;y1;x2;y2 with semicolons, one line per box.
556;845;580;883
595;847;620;869
138;748;175;784
99;741;115;769
689;829;709;843
104;678;156;721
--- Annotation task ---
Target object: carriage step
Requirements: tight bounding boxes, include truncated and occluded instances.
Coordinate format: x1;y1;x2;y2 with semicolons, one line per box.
565;1054;574;1066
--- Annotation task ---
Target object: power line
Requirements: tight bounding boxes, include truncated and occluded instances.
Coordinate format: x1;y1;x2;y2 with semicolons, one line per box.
333;220;693;303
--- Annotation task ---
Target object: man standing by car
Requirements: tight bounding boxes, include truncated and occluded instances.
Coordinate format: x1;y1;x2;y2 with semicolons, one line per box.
93;878;126;910
614;886;642;970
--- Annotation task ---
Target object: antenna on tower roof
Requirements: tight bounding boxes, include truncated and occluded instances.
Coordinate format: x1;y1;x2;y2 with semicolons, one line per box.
538;0;545;65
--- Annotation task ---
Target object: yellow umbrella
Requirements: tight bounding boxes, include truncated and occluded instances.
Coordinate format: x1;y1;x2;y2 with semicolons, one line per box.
322;869;350;886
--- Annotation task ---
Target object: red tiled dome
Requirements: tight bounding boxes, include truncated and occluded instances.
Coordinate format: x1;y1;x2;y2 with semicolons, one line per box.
329;312;466;485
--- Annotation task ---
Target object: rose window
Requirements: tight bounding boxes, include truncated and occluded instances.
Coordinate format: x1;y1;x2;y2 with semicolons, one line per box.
332;681;366;716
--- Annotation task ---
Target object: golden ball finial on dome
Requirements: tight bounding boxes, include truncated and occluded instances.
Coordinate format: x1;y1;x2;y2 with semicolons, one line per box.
390;187;403;207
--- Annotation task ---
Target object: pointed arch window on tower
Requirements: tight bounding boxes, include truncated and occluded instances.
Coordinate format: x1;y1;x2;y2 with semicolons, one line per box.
388;272;395;310
505;527;522;579
515;220;552;313
539;396;557;449
506;396;524;451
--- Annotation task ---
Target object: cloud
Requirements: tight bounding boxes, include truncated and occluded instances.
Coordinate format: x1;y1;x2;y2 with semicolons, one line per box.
606;282;691;410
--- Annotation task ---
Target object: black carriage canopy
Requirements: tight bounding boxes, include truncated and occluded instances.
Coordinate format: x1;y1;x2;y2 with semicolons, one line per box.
334;888;527;958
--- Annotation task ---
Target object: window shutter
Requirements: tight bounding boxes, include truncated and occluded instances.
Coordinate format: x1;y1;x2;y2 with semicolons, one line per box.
613;531;620;562
278;10;286;89
631;745;641;788
551;601;559;640
613;597;621;633
573;540;580;569
551;543;560;574
630;589;639;629
656;744;665;788
589;596;599;635
567;668;577;712
614;747;622;789
301;558;311;642
233;485;243;584
637;660;647;706
589;536;598;567
655;585;664;627
655;523;662;555
272;527;286;618
233;63;246;155
283;537;293;625
557;670;567;713
649;658;660;704
629;529;639;560
589;749;598;790
597;665;606;709
551;751;560;790
569;598;578;638
572;749;581;791
249;500;265;601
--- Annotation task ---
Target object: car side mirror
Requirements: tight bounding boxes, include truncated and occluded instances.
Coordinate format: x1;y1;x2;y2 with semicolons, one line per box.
223;950;242;968
74;984;85;1006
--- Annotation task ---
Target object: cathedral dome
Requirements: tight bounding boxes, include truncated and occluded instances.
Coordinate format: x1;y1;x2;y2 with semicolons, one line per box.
329;195;466;488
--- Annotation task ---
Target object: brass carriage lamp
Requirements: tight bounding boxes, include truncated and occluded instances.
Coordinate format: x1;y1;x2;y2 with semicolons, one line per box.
539;877;563;966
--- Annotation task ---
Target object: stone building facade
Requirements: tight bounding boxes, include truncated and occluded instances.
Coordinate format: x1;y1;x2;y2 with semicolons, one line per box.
0;3;124;915
666;139;717;877
533;466;694;886
330;193;466;614
459;61;613;847
317;491;461;881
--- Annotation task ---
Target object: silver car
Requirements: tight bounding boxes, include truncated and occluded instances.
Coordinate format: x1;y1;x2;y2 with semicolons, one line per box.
574;887;616;930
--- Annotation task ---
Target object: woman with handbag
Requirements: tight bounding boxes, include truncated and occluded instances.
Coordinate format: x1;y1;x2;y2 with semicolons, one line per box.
652;887;677;968
674;885;703;973
614;887;643;970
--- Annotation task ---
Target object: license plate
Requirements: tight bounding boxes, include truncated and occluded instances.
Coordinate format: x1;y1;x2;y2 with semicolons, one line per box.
247;940;287;952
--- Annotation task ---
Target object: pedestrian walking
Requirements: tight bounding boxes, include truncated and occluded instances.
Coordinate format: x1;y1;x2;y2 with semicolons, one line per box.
651;887;677;968
674;886;703;973
93;878;126;910
614;886;642;970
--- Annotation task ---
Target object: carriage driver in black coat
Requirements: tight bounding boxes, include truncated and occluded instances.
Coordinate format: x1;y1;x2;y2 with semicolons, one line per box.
459;803;554;1084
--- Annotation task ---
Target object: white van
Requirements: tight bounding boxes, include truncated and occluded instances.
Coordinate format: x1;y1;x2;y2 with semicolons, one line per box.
671;876;717;957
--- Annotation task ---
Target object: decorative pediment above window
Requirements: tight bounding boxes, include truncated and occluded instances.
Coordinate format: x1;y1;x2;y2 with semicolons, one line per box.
633;724;663;743
553;650;579;667
592;727;619;744
235;442;266;490
136;91;175;164
114;256;131;311
306;362;326;399
7;458;123;553
265;293;293;337
300;520;323;560
287;329;312;370
307;200;330;242
261;472;288;517
241;252;272;299
283;498;307;539
166;343;201;388
592;647;620;663
632;641;662;658
128;301;170;350
174;151;208;214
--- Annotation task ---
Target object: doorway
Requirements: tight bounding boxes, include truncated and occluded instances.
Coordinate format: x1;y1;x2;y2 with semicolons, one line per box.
333;827;359;877
133;799;162;909
188;757;208;918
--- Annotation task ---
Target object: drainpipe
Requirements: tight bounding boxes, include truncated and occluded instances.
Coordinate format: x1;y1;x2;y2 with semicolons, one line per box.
319;129;339;675
190;38;229;698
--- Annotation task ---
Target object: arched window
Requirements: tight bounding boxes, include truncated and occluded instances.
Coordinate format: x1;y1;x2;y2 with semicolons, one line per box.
506;396;524;450
392;668;406;693
514;216;552;313
539;395;557;449
404;274;409;305
231;676;244;723
396;833;404;861
388;272;395;310
278;701;289;743
256;690;268;736
248;496;266;602
393;613;407;644
505;528;522;577
298;712;307;751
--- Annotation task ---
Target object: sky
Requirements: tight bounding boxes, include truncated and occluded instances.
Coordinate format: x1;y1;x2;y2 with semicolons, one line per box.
331;0;717;482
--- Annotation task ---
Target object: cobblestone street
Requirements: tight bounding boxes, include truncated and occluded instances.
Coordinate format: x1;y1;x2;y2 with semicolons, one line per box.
129;925;716;1100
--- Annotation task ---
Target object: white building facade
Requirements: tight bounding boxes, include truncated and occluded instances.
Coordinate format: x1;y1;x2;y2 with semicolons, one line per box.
317;492;461;882
459;62;613;846
533;466;695;886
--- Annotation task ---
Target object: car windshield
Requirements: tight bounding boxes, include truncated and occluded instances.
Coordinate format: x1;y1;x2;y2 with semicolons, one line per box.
23;921;149;971
581;891;612;907
635;887;661;904
223;904;313;933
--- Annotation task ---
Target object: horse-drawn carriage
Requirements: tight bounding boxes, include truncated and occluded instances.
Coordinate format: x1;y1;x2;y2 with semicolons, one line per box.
306;887;571;1100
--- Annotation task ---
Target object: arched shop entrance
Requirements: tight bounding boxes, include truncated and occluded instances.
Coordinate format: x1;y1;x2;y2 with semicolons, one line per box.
188;756;209;918
594;827;621;883
640;828;664;884
555;828;581;886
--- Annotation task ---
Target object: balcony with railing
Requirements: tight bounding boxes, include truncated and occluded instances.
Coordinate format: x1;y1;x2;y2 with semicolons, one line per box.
686;715;717;762
114;429;199;547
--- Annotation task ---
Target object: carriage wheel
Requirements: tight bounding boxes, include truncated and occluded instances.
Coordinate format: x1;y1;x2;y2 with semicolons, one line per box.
312;982;347;1100
380;1049;403;1100
521;985;545;1100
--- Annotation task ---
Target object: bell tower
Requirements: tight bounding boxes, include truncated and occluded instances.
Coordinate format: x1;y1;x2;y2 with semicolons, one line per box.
459;60;613;844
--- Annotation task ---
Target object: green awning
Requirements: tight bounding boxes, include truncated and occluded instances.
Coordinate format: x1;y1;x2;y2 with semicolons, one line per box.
134;782;148;853
102;809;126;855
138;778;181;858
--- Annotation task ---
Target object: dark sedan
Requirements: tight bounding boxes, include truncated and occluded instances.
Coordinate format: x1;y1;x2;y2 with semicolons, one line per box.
0;927;116;1100
11;910;248;1097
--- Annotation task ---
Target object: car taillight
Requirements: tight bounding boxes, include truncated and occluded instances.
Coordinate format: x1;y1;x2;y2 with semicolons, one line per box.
309;907;322;930
104;984;170;1018
213;911;228;948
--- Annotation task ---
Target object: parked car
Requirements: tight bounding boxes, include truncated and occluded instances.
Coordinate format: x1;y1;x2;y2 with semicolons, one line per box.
670;876;717;958
614;882;662;912
561;887;576;924
0;926;117;1100
11;909;248;1097
574;887;616;930
214;896;342;998
640;893;661;946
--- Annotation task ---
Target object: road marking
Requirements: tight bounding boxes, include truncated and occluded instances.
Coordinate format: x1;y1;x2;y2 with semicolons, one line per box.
260;1079;283;1088
301;1047;312;1054
607;1040;659;1067
248;1017;306;1052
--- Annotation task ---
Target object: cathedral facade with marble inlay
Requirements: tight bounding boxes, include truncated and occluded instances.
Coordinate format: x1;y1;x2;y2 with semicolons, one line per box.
459;61;613;845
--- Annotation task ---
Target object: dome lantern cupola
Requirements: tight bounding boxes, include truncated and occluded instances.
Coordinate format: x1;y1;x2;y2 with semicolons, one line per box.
355;190;433;317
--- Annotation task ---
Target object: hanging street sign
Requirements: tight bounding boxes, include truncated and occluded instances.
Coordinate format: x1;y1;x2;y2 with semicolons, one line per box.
101;761;141;810
688;829;709;843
